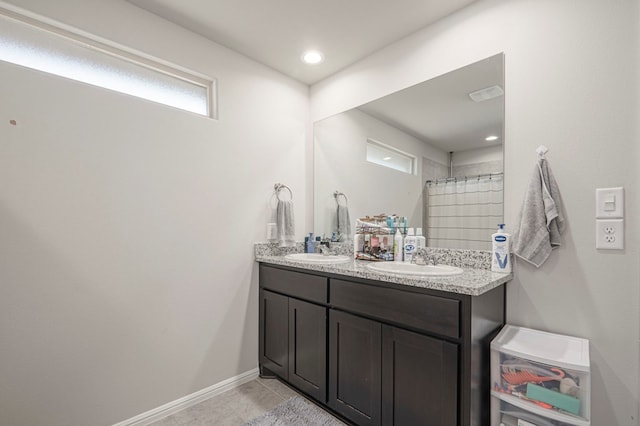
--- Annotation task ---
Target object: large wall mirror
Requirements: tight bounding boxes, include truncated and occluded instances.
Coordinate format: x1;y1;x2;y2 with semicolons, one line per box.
314;53;504;250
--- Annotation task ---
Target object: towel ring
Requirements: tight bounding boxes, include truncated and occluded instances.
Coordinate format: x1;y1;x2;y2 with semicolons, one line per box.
334;191;348;207
274;183;293;201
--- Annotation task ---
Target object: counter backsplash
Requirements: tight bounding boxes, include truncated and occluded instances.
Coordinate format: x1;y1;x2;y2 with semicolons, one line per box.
254;242;492;270
254;242;306;257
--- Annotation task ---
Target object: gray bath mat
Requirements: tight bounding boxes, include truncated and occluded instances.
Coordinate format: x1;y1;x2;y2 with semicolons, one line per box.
243;396;344;426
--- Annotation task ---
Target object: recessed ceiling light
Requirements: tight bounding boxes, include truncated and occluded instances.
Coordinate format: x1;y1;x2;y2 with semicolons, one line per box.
302;50;324;65
469;85;504;102
485;135;499;141
383;156;392;161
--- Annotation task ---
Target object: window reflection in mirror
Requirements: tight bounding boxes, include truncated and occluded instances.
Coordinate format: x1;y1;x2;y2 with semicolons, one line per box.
313;53;504;250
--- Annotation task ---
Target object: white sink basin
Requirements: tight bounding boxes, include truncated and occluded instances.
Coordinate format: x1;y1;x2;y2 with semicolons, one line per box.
285;253;352;264
367;262;463;277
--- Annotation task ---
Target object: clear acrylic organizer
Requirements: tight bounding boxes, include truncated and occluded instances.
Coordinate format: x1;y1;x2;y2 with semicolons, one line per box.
490;325;590;426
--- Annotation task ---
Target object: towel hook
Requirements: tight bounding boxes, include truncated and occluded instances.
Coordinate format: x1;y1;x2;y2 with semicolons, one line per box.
536;145;549;158
274;183;293;201
334;190;348;206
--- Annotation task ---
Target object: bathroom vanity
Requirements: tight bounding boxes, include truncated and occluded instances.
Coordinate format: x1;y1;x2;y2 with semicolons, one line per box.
256;247;511;426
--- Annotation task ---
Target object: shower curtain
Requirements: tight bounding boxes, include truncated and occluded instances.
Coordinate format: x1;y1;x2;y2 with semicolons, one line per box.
425;174;503;250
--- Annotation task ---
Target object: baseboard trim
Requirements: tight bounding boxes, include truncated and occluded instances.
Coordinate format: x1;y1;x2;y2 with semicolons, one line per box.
113;368;259;426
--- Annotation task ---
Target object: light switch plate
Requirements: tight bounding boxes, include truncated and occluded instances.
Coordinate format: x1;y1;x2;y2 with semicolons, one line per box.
596;187;624;218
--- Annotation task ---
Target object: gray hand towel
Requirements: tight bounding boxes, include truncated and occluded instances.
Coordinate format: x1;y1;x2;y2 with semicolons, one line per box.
337;204;351;237
512;158;565;267
276;200;296;248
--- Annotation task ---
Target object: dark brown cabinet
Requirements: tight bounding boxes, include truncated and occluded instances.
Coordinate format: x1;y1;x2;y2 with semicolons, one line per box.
329;310;382;425
288;297;327;400
328;309;459;426
259;266;328;402
259;290;289;379
381;325;458;425
258;263;505;425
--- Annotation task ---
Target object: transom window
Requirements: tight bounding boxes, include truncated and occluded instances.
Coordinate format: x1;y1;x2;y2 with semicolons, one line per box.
366;138;416;175
0;5;216;118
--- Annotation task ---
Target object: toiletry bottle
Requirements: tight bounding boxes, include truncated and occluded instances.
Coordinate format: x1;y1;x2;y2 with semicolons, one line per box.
307;233;315;253
353;233;364;259
491;224;512;273
404;228;417;263
393;228;403;262
416;228;426;248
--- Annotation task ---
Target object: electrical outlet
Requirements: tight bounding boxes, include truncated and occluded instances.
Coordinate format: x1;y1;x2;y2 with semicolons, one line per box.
266;223;277;241
596;219;624;249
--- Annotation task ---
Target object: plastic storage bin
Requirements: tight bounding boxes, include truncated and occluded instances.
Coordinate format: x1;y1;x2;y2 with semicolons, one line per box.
496;399;578;426
490;325;590;426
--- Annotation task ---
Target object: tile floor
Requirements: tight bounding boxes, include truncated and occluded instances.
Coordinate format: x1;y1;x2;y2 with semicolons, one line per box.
149;377;341;425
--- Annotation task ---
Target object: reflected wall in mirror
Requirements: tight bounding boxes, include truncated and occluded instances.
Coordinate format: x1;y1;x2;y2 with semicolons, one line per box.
314;53;504;250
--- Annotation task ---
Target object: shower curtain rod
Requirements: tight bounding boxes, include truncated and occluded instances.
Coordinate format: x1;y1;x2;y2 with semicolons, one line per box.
426;172;504;185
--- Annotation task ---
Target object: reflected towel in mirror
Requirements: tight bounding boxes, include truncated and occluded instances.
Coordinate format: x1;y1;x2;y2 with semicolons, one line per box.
337;204;351;237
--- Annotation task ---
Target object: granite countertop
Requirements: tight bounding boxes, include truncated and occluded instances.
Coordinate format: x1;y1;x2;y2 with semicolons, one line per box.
255;243;512;296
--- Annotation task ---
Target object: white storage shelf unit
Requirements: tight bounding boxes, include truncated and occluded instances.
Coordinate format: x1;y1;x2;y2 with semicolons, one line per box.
490;325;590;426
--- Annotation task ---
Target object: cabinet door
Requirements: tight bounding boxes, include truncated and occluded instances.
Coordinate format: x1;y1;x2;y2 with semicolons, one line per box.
288;299;327;402
329;310;381;426
259;289;289;379
382;325;458;426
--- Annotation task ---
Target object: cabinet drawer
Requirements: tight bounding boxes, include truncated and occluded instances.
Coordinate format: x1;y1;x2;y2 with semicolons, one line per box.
330;279;460;339
260;264;328;304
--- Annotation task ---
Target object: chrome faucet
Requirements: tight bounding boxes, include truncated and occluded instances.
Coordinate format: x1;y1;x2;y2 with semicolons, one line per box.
319;244;334;256
412;248;438;265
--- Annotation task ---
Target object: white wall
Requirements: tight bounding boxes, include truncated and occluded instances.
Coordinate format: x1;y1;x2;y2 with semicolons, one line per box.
314;109;445;236
311;0;639;424
0;1;308;425
453;144;502;166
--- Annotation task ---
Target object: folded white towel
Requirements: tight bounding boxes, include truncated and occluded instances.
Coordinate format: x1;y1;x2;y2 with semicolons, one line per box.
337;204;351;238
276;200;296;248
512;158;565;267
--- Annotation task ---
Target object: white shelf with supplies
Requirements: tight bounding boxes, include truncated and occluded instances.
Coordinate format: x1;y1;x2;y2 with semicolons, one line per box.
490;325;590;426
